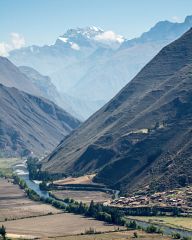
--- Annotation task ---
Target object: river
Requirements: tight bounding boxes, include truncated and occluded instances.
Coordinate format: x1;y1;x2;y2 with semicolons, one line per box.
13;161;50;199
12;161;192;238
127;217;192;238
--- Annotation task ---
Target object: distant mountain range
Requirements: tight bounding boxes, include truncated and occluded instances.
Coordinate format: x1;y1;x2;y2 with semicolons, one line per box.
18;66;81;119
42;28;192;193
8;16;192;119
0;57;80;157
0;57;42;96
19;66;61;103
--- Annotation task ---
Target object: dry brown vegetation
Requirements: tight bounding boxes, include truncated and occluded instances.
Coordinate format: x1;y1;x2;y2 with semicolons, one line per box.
2;213;122;238
48;230;171;240
54;174;96;185
53;190;112;203
0;178;61;221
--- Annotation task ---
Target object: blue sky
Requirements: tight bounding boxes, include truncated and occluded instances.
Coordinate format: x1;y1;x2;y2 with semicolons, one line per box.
1;0;192;47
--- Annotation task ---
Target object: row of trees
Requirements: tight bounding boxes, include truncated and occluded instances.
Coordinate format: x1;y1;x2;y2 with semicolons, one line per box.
42;197;192;239
66;200;126;225
13;175;41;201
27;157;65;181
123;206;182;217
12;174;182;230
42;196;126;225
13;176;191;239
13;174;183;219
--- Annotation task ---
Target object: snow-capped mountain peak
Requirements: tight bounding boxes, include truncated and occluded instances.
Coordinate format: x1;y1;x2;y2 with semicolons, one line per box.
59;26;104;40
89;26;103;32
56;27;124;49
58;37;68;43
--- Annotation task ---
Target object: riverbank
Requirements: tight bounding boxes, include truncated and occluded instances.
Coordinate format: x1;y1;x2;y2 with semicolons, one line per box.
11;159;192;239
129;216;192;231
0;160;122;239
126;217;192;238
0;178;61;222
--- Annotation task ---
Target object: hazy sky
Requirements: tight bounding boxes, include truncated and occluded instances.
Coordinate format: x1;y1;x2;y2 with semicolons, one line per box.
1;0;192;47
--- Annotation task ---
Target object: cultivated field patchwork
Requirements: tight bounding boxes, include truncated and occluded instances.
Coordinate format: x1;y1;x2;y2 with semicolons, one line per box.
49;230;171;240
52;190;112;203
0;178;61;221
2;213;121;238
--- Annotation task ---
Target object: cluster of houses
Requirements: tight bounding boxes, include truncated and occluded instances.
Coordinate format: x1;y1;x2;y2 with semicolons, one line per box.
109;187;192;210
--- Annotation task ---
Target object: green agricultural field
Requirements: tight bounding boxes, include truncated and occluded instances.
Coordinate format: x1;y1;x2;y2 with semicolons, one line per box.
0;158;21;177
128;216;192;231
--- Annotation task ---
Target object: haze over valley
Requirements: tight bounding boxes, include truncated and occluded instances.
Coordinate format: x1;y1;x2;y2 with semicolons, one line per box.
8;16;192;119
0;1;192;239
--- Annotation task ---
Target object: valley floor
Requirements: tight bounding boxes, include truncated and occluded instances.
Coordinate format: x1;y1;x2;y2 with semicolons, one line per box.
52;190;112;204
45;231;171;240
1;213;121;238
0;160;190;240
0;178;60;221
0;177;120;239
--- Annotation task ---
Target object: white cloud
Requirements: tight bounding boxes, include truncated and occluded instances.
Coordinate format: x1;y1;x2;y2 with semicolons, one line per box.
95;31;124;43
0;43;11;57
11;33;25;49
0;32;25;57
70;42;80;50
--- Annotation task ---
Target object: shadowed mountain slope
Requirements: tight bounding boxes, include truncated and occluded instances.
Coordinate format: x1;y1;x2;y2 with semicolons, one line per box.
0;57;81;120
0;83;80;157
42;28;192;192
0;57;42;95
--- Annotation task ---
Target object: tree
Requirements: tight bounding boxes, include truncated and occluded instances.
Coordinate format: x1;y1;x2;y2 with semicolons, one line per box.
87;200;95;217
127;220;137;230
131;220;137;229
0;225;6;240
146;225;158;233
172;232;181;239
78;201;87;214
39;181;48;190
